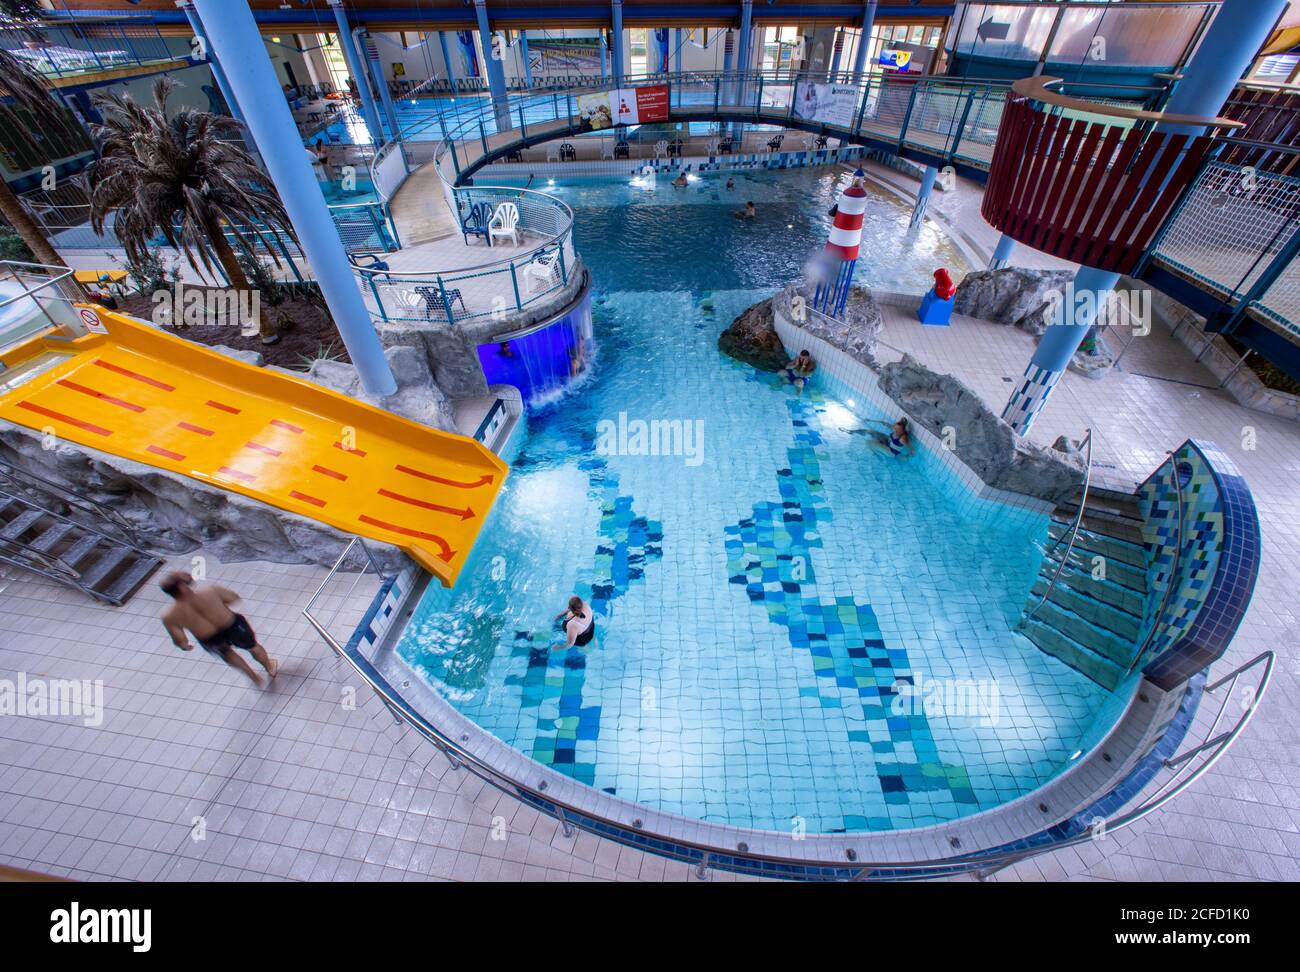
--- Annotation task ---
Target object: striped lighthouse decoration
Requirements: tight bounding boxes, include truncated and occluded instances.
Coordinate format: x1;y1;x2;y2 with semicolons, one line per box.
813;169;868;317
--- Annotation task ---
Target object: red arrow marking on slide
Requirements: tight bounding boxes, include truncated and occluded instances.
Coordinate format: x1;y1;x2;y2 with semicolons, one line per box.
394;464;494;489
358;515;456;562
378;488;475;520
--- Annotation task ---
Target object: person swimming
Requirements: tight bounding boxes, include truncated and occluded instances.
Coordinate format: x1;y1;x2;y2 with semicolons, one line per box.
554;596;596;649
725;177;736;190
734;201;756;219
672;172;688;188
851;417;916;458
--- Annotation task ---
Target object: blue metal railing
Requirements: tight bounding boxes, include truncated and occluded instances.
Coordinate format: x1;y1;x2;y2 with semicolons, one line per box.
0;19;179;81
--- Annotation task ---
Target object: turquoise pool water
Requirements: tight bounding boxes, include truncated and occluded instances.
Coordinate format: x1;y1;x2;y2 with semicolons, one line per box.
391;169;1112;833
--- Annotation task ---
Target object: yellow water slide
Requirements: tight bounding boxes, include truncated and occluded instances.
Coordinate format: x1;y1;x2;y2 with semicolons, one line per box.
0;307;507;586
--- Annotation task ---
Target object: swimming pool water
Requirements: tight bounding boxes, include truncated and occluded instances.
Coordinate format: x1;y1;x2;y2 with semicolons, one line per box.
391;169;1112;833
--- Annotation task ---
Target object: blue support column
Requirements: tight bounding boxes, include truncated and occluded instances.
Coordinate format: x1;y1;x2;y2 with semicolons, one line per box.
439;31;457;89
611;0;624;87
600;32;608;82
722;28;734;75
829;28;844;78
177;0;264;169
519;30;532;87
909;165;937;229
474;0;511;127
736;0;753;105
359;29;402;146
328;0;383;145
1002;266;1120;435
989;232;1016;270
675;28;683;79
852;1;878;81
1162;0;1287;134
193;0;395;396
177;2;240;121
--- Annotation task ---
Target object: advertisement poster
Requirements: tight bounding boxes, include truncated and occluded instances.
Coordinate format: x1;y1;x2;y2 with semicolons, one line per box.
880;49;913;72
578;85;669;130
792;82;858;129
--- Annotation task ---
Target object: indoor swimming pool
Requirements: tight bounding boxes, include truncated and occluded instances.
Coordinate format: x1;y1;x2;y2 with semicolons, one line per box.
389;167;1115;834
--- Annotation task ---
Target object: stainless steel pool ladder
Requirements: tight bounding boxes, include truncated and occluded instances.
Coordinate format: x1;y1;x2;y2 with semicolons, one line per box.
1021;427;1093;627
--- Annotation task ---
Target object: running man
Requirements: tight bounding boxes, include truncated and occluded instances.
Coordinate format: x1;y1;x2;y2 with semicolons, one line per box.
160;571;279;686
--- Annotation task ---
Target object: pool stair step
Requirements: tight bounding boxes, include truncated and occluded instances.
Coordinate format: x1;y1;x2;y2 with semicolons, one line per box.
1035;557;1147;616
1019;487;1151;690
1019;616;1126;692
1047;520;1147;570
1029;576;1143;642
1043;542;1149;598
0;488;162;606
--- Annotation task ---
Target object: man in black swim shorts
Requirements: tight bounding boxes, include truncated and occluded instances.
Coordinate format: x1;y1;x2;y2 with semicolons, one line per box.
160;571;279;687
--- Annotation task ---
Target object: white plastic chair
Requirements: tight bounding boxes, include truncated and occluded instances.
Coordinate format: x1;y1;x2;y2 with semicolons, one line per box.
706;137;720;156
654;139;669;160
546;142;560;162
601;139;615;161
489;202;521;247
523;248;561;294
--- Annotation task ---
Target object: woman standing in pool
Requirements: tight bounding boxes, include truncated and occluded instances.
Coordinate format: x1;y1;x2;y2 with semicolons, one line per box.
554;596;597;649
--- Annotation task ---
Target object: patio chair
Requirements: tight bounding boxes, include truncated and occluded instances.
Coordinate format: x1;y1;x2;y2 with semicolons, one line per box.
546;142;560;162
489;202;521;247
766;134;784;152
654;139;669;160
559;142;577;161
460;201;494;246
614;140;630;160
706;137;720;156
601;140;615;161
347;252;392;280
412;285;467;323
523;248;562;294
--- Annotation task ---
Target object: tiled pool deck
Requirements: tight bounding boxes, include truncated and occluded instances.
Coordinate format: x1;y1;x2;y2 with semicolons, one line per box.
2;175;1298;882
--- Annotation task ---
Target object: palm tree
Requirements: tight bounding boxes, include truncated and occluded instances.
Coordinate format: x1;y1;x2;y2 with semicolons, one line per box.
0;0;83;268
85;76;295;343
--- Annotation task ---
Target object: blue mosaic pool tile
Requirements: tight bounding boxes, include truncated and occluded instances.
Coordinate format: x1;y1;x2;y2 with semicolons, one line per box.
503;460;663;787
1135;439;1261;691
724;389;979;830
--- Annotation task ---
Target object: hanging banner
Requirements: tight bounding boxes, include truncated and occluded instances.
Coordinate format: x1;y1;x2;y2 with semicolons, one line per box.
577;85;669;130
792;81;859;129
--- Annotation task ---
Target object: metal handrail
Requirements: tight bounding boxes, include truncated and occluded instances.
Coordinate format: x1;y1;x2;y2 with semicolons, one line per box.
0;457;137;542
1126;452;1185;676
302;537;1271;881
1021;428;1093;626
353;186;574;281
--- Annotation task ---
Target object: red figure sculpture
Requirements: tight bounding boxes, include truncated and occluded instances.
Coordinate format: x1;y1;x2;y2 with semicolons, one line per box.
933;268;956;300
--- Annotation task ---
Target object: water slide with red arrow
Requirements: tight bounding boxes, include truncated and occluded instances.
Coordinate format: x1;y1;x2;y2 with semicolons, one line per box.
0;307;507;586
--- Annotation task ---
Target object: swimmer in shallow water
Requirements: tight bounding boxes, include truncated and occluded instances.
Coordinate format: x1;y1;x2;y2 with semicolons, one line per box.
847;417;916;458
554;595;596;648
672;172;688;188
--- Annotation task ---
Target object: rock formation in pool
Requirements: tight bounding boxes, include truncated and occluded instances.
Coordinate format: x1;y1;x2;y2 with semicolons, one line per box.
718;296;787;371
731;278;1085;505
719;281;883;371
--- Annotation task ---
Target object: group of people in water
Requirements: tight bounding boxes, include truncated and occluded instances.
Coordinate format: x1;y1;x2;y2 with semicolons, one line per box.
669;171;757;220
783;349;916;456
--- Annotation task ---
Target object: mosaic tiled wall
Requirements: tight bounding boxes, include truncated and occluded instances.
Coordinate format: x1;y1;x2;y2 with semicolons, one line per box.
1136;440;1261;692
